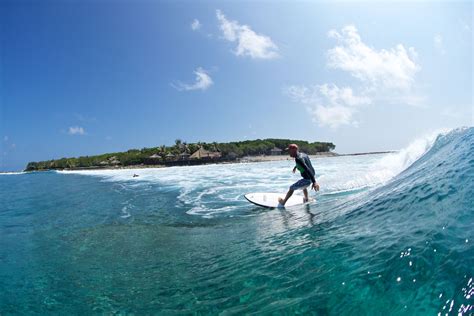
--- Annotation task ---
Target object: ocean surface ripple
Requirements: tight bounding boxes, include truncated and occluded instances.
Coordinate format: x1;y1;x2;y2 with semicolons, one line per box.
0;127;473;314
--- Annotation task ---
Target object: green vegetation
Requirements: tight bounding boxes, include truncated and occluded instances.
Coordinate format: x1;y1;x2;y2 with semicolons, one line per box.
25;138;335;171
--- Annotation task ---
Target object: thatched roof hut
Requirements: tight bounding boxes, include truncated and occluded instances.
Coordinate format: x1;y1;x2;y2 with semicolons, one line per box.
149;154;161;159
270;147;282;155
180;152;191;160
190;147;221;159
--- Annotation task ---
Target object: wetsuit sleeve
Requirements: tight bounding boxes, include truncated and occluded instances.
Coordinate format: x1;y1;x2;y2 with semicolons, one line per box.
295;156;316;183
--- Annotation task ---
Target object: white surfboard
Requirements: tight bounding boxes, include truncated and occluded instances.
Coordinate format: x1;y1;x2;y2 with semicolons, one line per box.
244;192;311;208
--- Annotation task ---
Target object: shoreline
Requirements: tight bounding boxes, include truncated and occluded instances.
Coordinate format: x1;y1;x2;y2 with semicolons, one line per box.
14;151;396;173
0;151;397;174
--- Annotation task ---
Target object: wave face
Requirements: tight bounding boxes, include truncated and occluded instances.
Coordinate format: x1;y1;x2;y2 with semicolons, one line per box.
0;128;472;314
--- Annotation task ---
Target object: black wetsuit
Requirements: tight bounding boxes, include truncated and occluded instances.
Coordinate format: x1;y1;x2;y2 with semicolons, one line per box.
295;152;316;183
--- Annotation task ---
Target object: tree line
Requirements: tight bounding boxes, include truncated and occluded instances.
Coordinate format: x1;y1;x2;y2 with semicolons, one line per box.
25;138;335;171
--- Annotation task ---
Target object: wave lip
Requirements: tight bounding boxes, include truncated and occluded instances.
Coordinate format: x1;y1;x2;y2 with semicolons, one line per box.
316;127;474;315
52;128;470;220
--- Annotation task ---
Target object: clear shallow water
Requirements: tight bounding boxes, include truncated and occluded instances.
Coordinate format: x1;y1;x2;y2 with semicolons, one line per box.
1;128;473;314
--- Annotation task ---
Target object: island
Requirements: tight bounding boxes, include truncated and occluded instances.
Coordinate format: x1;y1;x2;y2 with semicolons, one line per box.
25;139;336;171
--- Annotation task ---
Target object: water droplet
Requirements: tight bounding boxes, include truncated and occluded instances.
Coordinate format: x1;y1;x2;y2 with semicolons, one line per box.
434;249;437;252
397;277;401;282
342;282;345;286
409;261;412;266
413;279;416;282
466;239;469;243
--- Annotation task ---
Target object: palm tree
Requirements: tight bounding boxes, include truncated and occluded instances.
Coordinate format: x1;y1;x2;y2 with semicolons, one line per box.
175;139;183;153
183;141;189;153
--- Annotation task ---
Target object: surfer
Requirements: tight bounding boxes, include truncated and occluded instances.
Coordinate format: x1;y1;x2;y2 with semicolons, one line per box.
278;144;319;207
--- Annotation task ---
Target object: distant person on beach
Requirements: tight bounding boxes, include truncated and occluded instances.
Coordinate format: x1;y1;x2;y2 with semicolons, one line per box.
278;144;319;207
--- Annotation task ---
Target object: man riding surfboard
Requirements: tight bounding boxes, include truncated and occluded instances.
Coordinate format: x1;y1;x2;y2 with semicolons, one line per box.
278;144;319;207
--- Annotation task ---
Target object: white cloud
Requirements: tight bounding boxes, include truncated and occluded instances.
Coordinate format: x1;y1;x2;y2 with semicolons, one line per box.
434;34;446;55
191;19;201;31
68;126;86;135
460;19;471;32
285;84;371;128
327;25;420;91
75;113;97;123
310;105;356;129
285;25;424;129
216;10;279;59
172;67;213;91
319;84;372;107
3;136;7;142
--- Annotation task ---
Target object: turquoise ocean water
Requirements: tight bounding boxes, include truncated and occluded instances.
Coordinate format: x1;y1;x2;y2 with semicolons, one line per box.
1;128;473;314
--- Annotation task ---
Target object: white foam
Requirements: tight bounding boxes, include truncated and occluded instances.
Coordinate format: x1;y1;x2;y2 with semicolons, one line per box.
56;129;451;217
0;171;26;175
370;128;451;181
316;129;451;192
186;205;240;218
120;205;131;219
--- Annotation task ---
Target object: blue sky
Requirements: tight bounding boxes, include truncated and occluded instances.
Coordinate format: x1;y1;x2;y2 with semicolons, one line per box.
1;1;472;171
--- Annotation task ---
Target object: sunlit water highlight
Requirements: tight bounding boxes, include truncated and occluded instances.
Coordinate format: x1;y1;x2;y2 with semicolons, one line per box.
1;128;473;314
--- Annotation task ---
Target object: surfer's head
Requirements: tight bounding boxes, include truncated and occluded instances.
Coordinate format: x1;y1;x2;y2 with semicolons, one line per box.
286;144;298;157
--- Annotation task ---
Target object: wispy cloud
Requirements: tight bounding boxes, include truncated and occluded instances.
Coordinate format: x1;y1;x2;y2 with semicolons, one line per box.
327;25;420;91
460;19;471;32
285;84;371;128
191;19;201;31
75;113;97;123
216;10;279;59
434;34;446;55
68;126;86;135
285;25;423;129
172;67;213;91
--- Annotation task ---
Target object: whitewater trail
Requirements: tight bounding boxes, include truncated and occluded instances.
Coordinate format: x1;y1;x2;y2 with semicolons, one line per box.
56;129;453;217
